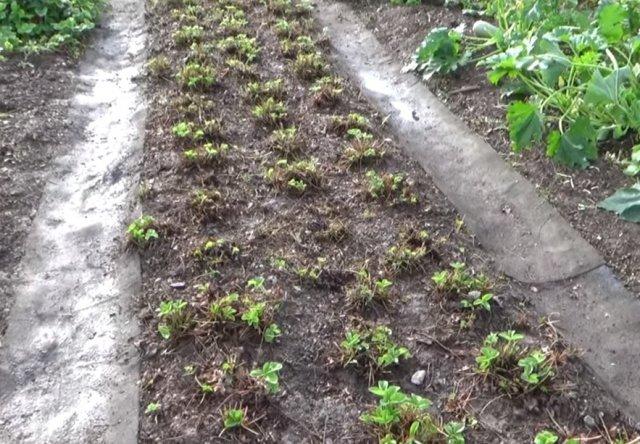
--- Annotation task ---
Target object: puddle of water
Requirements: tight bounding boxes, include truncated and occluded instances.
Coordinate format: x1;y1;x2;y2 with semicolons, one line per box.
0;0;146;442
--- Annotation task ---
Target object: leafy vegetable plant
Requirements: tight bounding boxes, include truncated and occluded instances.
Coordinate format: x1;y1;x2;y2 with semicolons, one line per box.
408;0;640;218
157;299;191;340
250;361;283;394
127;215;158;247
360;381;451;443
340;324;411;370
0;0;103;55
222;407;246;429
346;267;394;308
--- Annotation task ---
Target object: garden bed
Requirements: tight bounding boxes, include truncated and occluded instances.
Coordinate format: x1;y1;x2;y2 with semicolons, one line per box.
351;0;640;294
136;0;637;442
0;54;78;335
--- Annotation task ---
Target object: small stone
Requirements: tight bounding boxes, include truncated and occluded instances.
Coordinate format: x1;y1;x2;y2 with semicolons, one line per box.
411;370;426;386
170;282;186;290
584;415;597;428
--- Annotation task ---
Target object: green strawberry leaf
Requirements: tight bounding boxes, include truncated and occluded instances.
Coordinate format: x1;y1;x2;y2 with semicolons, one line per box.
507;101;543;151
584;67;631;106
598;184;640;222
546;117;597;169
598;3;627;43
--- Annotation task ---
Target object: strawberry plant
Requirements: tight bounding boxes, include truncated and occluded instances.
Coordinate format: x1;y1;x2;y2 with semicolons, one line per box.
246;78;285;102
217;33;260;63
250;361;283;394
340;324;411;371
431;262;491;294
293;51;326;80
177;62;216;89
222;407;246;430
265;158;321;193
361;381;445;442
476;331;557;391
173;25;204;45
127;215;158;247
269;126;303;156
157;299;192;340
252;97;288;125
386;229;430;272
310;76;344;106
364;170;419;205
0;0;103;55
281;35;315;58
193;237;240;267
347;267;394;308
183;142;229;166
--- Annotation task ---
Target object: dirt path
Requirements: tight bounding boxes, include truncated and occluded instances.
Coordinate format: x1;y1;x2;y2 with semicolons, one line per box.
0;0;146;441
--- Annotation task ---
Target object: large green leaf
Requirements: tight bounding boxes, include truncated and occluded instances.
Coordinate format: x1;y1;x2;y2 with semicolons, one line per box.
598;184;640;222
546;117;597;169
410;27;469;78
584;67;631;106
507;101;543;151
598;3;627;43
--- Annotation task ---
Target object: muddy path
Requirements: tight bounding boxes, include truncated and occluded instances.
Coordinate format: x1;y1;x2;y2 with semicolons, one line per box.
0;0;146;441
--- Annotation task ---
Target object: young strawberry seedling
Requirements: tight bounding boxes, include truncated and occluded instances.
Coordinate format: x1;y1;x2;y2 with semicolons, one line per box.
361;381;440;442
431;262;491;294
346;267;394;309
249;361;283;394
222;407;247;430
269;126;303;156
340;324;411;371
246;78;285;102
274;18;300;39
172;119;224;142
342;128;385;167
193;237;240;267
281;35;315;58
385;228;430;273
157;299;192;340
218;12;248;35
147;55;171;77
173;25;204;46
191;188;224;218
293;51;327;80
310;75;344;106
295;256;327;286
177;62;216;90
476;331;557;392
224;57;257;78
330;112;371;135
127;215;158;247
264;158;321;193
217;34;260;63
183;142;229;166
265;0;294;15
252;97;288;125
364;170;419;205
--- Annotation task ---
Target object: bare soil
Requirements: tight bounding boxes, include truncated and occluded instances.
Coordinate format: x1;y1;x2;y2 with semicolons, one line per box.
0;54;77;335
137;0;637;442
350;0;640;295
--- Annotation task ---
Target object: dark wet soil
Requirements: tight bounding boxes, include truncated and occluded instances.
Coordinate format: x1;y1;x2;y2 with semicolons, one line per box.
0;54;78;335
351;0;640;295
137;0;636;442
